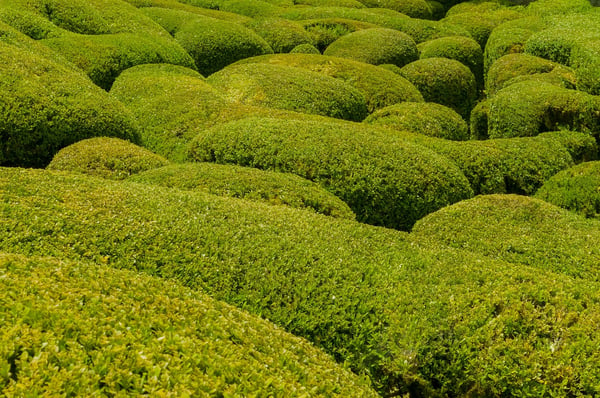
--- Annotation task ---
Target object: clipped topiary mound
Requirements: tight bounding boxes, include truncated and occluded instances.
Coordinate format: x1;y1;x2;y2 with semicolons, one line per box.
535;161;600;218
323;28;418;68
235;53;423;113
129;163;355;219
206;63;368;121
300;18;378;52
188;116;473;230
399;57;477;119
47;137;170;180
290;43;320;54
0;253;377;396
355;0;434;19
218;0;283;17
245;17;312;53
364;102;469;140
0;23;139;168
294;0;366;7
418;35;483;86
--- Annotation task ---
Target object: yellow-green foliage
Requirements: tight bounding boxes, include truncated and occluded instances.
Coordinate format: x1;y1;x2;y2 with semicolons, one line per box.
0;253;377;396
2;168;600;396
364;102;469;140
141;7;273;76
218;0;284;17
294;0;366;7
355;0;434;19
235;53;424;113
206;63;369;121
0;22;139;168
188;116;473;230
399;57;477;119
110;64;229;161
123;0;252;24
0;0;195;89
128;162;355;219
413;194;600;281
323;28;418;68
290;43;320;54
535;161;600;218
245;17;312;53
300;17;378;51
47;138;170;180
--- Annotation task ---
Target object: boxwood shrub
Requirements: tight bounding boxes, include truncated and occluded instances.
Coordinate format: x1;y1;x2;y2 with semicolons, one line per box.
0;253;376;396
294;0;366;7
2;168;600;397
355;0;434;19
218;0;283;17
290;43;321;54
245;17;312;53
47;138;170;180
363;102;469;140
300;18;378;51
323;28;418;68
188;116;473;230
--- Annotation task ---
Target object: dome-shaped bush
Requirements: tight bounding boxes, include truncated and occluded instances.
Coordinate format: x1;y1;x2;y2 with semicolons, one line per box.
294;0;366;7
300;17;378;52
189;116;473;230
364;102;469;140
129;163;355;219
47;137;170;180
290;43;321;54
246;17;312;53
535;161;600;218
399;57;477;119
418;35;483;86
218;0;283;18
355;0;434;19
323;28;418;68
206;63;368;121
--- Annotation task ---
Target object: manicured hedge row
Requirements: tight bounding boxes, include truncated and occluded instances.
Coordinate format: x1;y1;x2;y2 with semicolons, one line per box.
245;17;312;53
355;0;434;19
128;162;356;219
188;116;473;230
300;17;378;51
2;168;600;397
0;253;376;396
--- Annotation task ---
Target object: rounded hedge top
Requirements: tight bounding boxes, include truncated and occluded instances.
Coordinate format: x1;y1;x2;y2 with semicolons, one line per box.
418;35;483;85
129;162;356;219
47;137;170;180
206;62;369;121
355;0;434;19
245;17;312;53
323;28;418;68
364;102;469;140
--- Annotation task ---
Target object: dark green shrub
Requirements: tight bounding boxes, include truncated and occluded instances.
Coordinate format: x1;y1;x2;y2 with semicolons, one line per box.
364;102;469;140
290;43;321;54
300;18;377;51
323;28;418;68
538;130;599;164
399;57;477;119
469;99;489;139
206;63;368;121
0;253;376;396
47;138;170;180
0;25;139;168
535;161;600;218
355;0;434;19
219;0;283;17
129;162;355;219
188;116;473;230
245;17;312;53
110;64;229;161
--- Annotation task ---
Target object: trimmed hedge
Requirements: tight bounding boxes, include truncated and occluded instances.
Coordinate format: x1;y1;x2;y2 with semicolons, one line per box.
323;28;418;68
300;18;378;52
245;17;312;53
188;116;473;230
355;0;434;19
47;138;170;180
218;0;284;17
535;161;600;218
110;63;229;161
128;162;355;219
290;43;321;54
294;0;366;7
0;23;139;168
124;0;252;24
235;53;423;113
363;102;469;140
0;253;376;396
206;63;369;121
399;57;477;119
2;168;600;396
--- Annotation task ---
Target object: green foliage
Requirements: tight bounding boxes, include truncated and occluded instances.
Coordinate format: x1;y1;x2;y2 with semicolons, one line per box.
206;63;369;121
219;0;283;17
110;63;229;161
123;0;252;24
364;102;469;140
399;57;477;119
188;116;473;230
129;162;355;219
323;28;418;68
47;138;170;180
294;0;366;7
0;253;376;396
3;168;600;396
0;24;139;168
245;17;312;53
290;43;320;54
300;18;377;51
355;0;434;19
535;161;600;218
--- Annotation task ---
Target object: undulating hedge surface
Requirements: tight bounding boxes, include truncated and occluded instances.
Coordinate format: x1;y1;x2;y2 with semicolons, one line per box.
2;168;600;397
206;63;369;121
188;116;473;230
294;0;366;7
363;102;469;140
128;162;355;219
412;194;600;281
123;0;252;24
290;43;321;54
535;161;600;219
235;53;424;113
0;252;377;396
323;28;418;68
300;18;378;51
0;22;139;168
110;63;230;161
218;0;284;18
47;138;170;180
245;17;312;53
355;0;434;19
